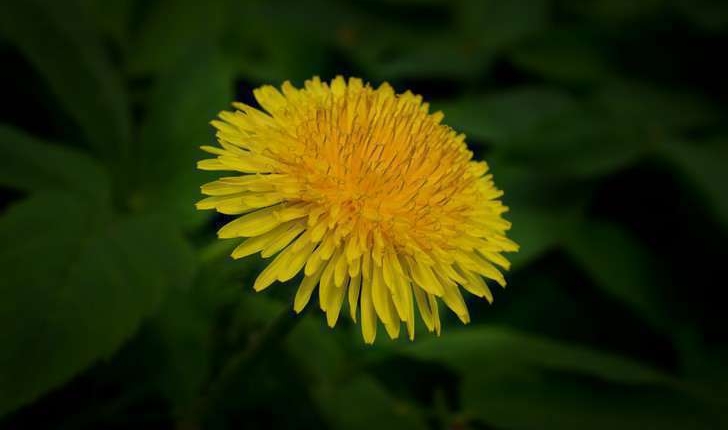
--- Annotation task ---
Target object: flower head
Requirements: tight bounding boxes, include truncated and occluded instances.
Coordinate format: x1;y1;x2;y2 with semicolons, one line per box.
198;76;518;343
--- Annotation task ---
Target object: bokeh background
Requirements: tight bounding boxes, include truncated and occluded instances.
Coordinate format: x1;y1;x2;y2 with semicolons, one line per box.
2;0;728;428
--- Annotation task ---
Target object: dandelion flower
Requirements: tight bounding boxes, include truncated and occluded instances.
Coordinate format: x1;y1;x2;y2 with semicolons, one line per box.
197;76;518;343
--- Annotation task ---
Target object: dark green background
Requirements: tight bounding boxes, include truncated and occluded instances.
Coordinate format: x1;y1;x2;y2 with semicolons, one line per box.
1;0;727;428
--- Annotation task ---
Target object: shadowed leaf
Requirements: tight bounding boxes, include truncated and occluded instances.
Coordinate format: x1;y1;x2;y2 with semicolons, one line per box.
135;49;233;229
0;124;110;201
0;192;195;416
0;0;131;161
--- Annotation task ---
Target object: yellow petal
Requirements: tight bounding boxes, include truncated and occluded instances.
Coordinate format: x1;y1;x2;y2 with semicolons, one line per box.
457;265;494;303
360;275;377;344
252;250;291;291
406;256;444;296
437;273;470;323
326;277;347;327
231;221;298;259
383;294;401;340
348;255;361;278
261;224;306;258
334;250;349;288
480;250;511;270
371;264;394;327
428;293;442;335
403;280;415;340
277;239;316;282
413;286;434;332
348;273;362;322
197;159;229;171
304;246;324;276
294;265;325;313
218;206;282;238
319;249;340;310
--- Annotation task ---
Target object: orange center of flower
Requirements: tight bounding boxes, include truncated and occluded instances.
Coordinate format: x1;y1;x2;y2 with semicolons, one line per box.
267;83;488;255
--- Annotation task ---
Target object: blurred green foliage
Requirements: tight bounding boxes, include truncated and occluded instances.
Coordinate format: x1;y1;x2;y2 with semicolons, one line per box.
1;0;727;428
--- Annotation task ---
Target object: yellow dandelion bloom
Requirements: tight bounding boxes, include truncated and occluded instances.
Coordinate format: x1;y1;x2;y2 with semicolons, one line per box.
197;76;518;343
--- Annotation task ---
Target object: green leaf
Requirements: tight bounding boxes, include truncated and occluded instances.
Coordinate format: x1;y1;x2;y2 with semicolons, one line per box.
506;208;573;270
354;32;493;80
230;293;347;385
0;192;195;416
459;370;716;430
403;326;671;383
676;335;728;411
339;2;503;80
314;375;427;430
675;0;728;32
455;0;548;50
223;1;331;84
128;0;227;75
489;161;586;270
0;0;131;161
660;140;728;231
401;326;716;429
78;0;133;47
501;108;646;178
562;0;666;26
563;220;672;332
440;87;646;178
594;81;720;137
0;124;110;201
509;27;614;84
134;49;233;229
151;288;212;415
437;87;577;144
226;294;428;430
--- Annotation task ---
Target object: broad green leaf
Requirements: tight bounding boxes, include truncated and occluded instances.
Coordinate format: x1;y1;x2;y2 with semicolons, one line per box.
127;0;227;75
0;192;195;416
402;326;718;429
675;0;728;32
314;375;427;430
660;140;728;231
439;87;577;144
0;124;109;201
509;28;614;84
459;370;717;430
134;49;233;229
594;82;720;136
506;208;572;270
221;0;541;82
374;0;447;4
0;0;131;161
500;108;646;178
455;0;548;50
441;87;645;178
79;0;133;47
354;32;493;80
491;159;589;210
490;161;586;269
441;83;717;175
286;314;349;385
677;334;728;407
223;0;332;84
339;2;496;80
403;326;671;384
563;220;672;332
151;289;212;415
230;294;347;385
562;0;666;25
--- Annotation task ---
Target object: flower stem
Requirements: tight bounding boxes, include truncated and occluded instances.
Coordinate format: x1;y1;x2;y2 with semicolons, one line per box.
179;306;302;429
210;307;300;399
